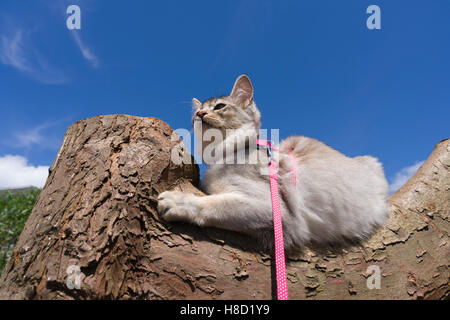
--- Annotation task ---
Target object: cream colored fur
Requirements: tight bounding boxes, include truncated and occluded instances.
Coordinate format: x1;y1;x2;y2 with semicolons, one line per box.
158;75;389;250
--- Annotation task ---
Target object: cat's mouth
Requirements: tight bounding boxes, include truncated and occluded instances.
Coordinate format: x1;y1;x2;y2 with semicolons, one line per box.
195;116;216;128
193;118;213;131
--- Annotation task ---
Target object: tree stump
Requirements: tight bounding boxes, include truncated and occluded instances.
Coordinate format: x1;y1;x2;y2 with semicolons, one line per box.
0;115;448;300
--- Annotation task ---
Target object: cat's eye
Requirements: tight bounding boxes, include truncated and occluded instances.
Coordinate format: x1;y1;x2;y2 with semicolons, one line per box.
213;103;226;111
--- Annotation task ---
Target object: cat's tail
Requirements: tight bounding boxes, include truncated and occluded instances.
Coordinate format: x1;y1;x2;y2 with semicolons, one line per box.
354;155;386;179
353;155;390;223
354;155;389;194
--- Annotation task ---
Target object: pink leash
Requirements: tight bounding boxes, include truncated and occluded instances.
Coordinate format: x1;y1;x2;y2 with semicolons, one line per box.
257;139;296;300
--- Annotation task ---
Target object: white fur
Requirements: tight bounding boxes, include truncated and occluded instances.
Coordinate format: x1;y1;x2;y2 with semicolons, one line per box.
158;75;389;250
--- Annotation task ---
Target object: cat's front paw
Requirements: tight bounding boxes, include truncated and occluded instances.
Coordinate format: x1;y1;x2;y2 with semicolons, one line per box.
157;190;197;223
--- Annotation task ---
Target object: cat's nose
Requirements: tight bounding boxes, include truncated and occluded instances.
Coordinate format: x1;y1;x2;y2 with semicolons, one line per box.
196;111;207;119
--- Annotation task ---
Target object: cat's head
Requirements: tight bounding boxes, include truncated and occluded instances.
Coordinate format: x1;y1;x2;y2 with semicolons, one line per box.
192;75;261;133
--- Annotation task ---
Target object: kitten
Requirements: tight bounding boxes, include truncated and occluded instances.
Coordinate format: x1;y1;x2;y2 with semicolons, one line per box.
158;75;389;250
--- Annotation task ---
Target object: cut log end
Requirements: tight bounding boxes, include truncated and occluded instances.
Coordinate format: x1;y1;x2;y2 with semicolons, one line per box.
0;116;448;300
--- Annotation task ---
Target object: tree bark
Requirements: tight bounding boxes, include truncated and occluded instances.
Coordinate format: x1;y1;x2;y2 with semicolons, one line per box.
0;115;448;300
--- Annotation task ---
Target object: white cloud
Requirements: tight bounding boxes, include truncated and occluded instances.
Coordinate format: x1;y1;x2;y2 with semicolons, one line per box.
71;31;99;68
15;125;45;148
0;155;49;189
0;29;68;84
389;161;425;194
2;119;69;150
0;30;29;72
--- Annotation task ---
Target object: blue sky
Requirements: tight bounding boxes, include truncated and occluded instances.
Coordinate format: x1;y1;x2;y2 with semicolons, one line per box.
0;0;449;191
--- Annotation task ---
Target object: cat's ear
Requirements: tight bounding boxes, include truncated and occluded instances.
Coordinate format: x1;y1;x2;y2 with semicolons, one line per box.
192;98;202;109
230;74;253;107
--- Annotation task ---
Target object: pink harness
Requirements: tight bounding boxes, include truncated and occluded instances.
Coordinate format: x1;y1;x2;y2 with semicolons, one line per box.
257;139;296;300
